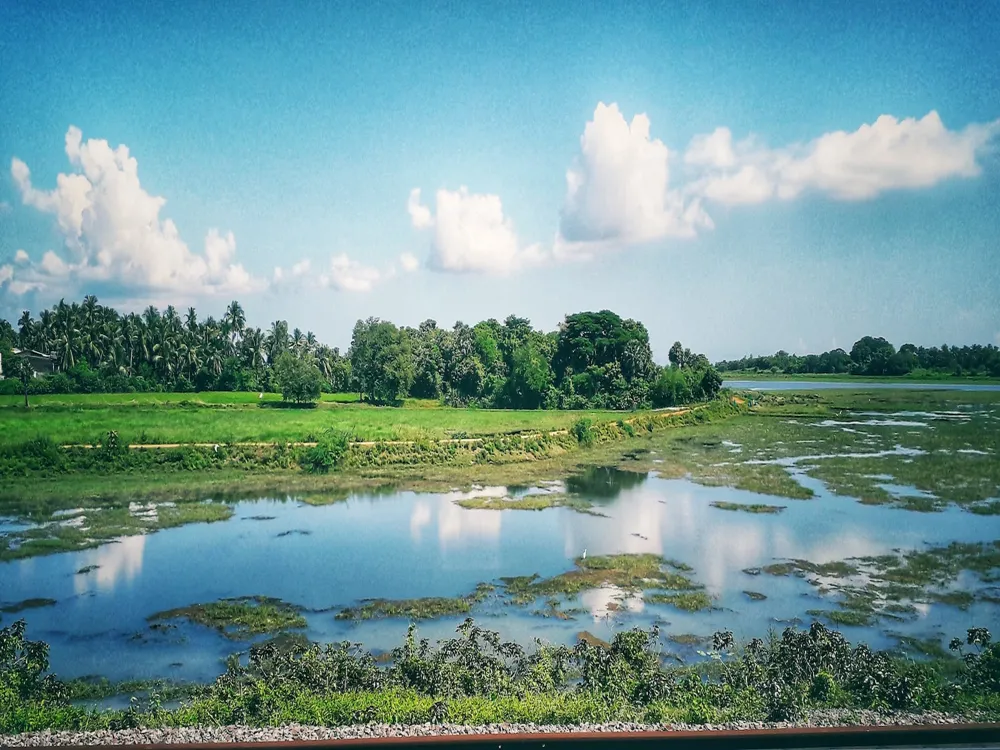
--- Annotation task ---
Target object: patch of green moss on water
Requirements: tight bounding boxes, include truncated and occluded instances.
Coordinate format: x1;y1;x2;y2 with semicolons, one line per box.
929;590;975;609
710;501;785;514
336;583;495;621
0;597;57;614
148;596;306;639
76;565;100;575
743;591;767;601
454;493;608;517
667;633;710;647
646;591;714;612
0;501;233;563
806;608;874;627
532;599;588;620
762;560;858;578
514;554;703;599
766;540;1000;627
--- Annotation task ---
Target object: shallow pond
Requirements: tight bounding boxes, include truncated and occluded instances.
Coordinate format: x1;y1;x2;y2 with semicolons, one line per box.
2;467;999;684
723;380;1000;391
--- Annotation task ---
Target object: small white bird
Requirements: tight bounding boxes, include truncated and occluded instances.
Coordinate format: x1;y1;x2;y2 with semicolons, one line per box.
582;548;587;559
259;392;264;399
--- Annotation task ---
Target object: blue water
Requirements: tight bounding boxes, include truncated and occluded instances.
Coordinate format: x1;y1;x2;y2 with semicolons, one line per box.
723;380;1000;391
2;467;998;684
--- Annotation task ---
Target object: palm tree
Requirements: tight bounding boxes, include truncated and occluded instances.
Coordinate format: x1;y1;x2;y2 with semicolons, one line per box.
292;328;306;357
266;320;289;364
224;300;246;344
241;327;266;370
17;310;34;349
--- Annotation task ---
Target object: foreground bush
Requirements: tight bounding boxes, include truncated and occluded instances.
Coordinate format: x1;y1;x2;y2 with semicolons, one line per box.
2;618;999;734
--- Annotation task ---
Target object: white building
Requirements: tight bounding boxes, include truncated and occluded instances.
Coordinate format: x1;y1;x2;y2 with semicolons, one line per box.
0;348;57;379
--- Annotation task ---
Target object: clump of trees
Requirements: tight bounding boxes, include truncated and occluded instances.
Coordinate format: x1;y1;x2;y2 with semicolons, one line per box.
2;299;723;409
716;336;1000;378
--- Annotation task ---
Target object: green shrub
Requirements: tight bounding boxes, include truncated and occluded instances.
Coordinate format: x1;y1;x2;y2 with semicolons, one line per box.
301;429;352;473
571;417;595;446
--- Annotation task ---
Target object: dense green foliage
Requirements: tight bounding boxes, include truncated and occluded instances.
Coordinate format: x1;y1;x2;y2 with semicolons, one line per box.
271;353;323;404
716;336;1000;378
2;300;722;410
2;618;998;733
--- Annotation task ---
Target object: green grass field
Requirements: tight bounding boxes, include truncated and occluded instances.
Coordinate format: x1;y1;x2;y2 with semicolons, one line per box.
0;391;626;445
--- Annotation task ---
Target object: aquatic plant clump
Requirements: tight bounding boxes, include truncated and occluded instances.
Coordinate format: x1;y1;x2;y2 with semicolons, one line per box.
710;501;786;514
147;596;307;640
335;584;496;621
761;540;1000;627
454;493;607;516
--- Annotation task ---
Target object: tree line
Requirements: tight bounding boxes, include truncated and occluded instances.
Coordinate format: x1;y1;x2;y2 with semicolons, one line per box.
0;298;722;409
715;336;1000;378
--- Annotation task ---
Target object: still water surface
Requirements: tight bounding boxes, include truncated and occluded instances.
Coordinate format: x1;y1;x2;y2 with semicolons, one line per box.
723;380;1000;391
2;467;998;684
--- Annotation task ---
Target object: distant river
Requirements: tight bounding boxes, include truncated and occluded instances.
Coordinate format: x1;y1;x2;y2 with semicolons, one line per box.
723;380;1000;391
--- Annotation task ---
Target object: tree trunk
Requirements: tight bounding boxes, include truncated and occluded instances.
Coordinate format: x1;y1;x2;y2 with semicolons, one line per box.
23;384;28;408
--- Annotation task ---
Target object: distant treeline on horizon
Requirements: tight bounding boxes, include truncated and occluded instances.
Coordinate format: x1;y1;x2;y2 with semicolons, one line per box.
0;297;722;409
715;336;1000;378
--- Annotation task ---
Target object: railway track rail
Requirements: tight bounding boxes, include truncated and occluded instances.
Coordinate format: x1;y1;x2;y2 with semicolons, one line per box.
29;724;1000;750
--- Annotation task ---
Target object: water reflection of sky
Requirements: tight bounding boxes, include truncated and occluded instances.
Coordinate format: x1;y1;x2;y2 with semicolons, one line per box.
2;468;999;683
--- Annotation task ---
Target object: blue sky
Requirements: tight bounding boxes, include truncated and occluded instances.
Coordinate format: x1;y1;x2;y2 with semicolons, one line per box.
1;0;998;361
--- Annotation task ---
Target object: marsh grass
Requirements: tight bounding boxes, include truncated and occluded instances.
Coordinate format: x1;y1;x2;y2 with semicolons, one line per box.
454;493;607;517
710;501;786;514
0;598;57;614
522;554;703;598
335;584;496;621
0;501;233;562
147;596;307;639
764;540;1000;626
645;591;714;612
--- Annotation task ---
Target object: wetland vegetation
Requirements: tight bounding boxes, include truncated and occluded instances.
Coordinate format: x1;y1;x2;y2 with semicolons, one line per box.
2;615;999;734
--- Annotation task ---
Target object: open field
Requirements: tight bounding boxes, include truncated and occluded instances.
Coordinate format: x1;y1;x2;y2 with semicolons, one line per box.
0;392;624;445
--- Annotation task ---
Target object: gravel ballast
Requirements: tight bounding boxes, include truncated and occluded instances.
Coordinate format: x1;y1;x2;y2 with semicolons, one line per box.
1;711;978;746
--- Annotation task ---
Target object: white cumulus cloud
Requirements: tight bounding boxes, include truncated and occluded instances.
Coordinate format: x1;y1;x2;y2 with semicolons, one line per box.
408;186;546;274
8;125;263;297
399;252;420;272
319;253;382;292
14;249;29;265
684;126;737;169
557;102;712;252
0;265;12;285
688;111;1000;205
